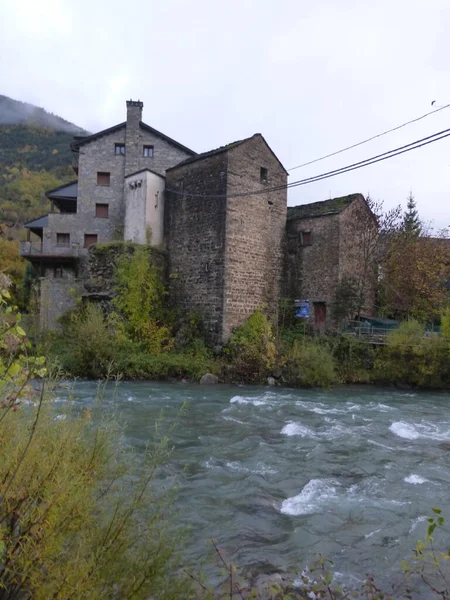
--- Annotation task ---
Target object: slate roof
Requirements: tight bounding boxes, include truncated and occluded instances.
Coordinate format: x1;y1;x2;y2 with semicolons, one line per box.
46;180;78;199
71;121;196;155
167;133;289;174
24;215;49;229
287;193;364;220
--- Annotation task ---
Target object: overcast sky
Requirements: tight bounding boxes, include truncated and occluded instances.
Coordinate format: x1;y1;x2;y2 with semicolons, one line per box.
1;0;449;227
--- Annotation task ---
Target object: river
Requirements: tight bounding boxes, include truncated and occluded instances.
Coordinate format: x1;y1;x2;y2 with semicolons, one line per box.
57;382;450;589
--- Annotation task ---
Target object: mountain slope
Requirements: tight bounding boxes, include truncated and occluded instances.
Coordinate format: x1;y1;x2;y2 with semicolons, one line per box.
0;95;88;232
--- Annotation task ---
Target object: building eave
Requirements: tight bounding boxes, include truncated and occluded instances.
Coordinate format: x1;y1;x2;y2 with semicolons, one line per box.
125;167;166;180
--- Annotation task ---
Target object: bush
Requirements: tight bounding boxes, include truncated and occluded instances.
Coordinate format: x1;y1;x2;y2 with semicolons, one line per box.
55;302;120;377
373;320;450;388
115;346;215;381
0;279;194;600
328;334;374;384
280;338;336;388
227;311;276;383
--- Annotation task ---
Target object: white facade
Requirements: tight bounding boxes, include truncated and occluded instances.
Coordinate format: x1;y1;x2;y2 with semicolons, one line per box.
124;169;166;246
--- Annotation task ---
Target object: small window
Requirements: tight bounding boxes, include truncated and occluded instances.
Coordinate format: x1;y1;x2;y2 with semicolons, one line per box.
95;203;109;218
260;167;268;183
54;267;63;279
84;234;98;248
115;143;125;155
143;145;154;158
97;172;110;186
301;231;312;246
56;233;70;247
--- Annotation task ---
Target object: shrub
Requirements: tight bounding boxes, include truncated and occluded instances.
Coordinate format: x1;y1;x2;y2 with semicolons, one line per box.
0;285;194;599
373;320;450;388
328;334;374;384
227;311;276;383
280;338;336;388
56;303;120;377
115;347;215;381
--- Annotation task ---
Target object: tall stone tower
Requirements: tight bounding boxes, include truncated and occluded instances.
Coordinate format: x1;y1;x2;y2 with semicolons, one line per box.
165;134;288;344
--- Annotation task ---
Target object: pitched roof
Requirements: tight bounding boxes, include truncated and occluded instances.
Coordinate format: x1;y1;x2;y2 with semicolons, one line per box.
46;180;78;199
71;121;196;155
287;193;364;220
125;167;165;180
167;133;288;174
24;214;48;229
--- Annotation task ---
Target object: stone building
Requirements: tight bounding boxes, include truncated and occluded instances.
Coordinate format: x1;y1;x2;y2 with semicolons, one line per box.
284;194;377;327
20;98;376;337
21;100;195;327
165;134;287;343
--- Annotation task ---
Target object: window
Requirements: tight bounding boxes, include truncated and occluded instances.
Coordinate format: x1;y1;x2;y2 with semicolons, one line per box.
97;171;110;186
260;167;268;183
54;267;63;279
56;233;70;247
143;145;154;158
95;203;109;218
115;143;125;155
301;231;312;246
84;234;98;248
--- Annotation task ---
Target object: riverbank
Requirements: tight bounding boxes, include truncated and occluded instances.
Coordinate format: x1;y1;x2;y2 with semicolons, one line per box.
41;313;450;390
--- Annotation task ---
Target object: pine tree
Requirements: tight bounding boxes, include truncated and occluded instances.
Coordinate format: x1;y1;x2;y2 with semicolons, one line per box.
403;191;421;234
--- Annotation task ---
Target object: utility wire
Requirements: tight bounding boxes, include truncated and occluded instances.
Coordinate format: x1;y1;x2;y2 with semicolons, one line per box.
286;127;450;189
166;126;450;199
288;102;450;171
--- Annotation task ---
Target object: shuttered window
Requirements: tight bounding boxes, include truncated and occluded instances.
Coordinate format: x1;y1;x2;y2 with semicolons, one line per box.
56;233;70;247
97;172;110;186
301;231;312;246
84;234;98;248
95;203;109;218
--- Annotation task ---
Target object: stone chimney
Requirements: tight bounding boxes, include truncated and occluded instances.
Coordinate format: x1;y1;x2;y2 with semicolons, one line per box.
125;100;143;175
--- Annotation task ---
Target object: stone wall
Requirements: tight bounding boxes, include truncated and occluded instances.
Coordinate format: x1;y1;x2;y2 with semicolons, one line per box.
38;266;83;329
338;196;377;315
284;213;340;325
86;243;168;295
165;154;228;342
223;136;287;339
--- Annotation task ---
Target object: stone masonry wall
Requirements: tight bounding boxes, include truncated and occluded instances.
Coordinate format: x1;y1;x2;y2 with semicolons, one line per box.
165;154;228;342
86;243;168;295
284;213;340;323
38;266;83;329
338;196;377;315
223;137;287;340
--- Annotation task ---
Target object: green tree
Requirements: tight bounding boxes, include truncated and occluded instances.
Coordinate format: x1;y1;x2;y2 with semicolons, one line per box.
114;246;173;353
403;191;421;235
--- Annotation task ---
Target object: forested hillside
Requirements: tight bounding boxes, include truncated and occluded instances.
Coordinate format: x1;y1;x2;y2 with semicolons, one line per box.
0;95;87;231
0;95;87;296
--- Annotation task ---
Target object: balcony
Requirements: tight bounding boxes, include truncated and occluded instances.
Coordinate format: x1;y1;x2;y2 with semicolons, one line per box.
20;241;79;261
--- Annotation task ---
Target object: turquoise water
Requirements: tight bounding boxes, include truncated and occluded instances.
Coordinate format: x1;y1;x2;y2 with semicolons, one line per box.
57;382;450;586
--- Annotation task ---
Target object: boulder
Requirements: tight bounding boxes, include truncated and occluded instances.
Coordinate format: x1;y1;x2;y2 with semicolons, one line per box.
267;376;276;386
200;373;219;385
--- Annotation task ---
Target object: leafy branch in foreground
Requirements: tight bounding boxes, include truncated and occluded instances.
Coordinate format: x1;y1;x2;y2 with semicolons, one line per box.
0;277;193;600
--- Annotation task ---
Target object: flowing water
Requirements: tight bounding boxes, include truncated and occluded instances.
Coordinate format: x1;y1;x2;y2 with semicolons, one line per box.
57;382;450;586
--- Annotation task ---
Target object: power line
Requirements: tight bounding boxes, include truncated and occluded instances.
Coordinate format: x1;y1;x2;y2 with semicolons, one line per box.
166;125;450;199
288;130;450;189
286;126;450;189
288;101;450;171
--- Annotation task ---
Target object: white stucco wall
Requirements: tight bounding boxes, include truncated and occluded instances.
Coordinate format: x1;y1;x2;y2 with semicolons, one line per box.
124;170;165;246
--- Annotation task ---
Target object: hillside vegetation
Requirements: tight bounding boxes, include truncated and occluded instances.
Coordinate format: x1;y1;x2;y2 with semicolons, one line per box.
0;95;86;291
0;94;86;232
